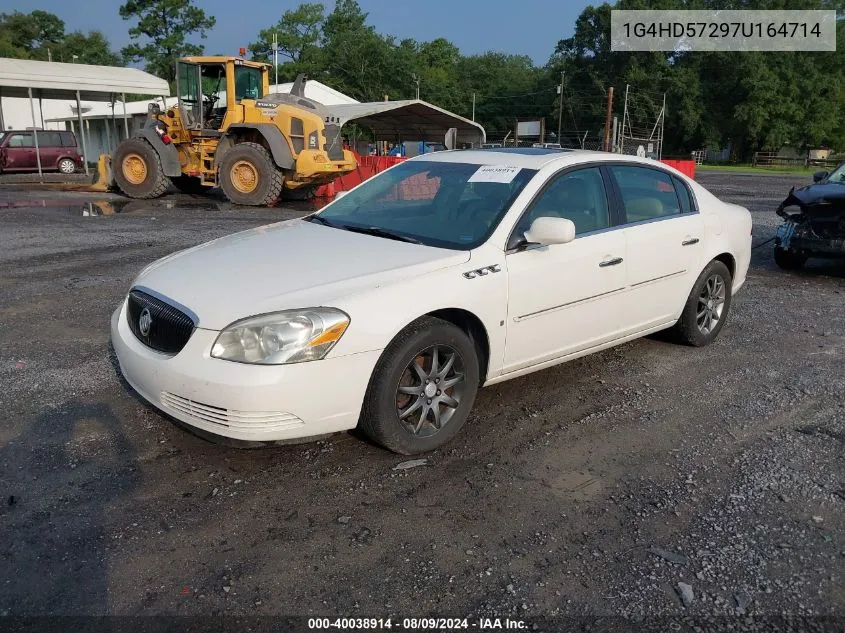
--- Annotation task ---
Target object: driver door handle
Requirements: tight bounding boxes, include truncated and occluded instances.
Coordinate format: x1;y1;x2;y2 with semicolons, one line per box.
599;256;623;267
682;237;700;246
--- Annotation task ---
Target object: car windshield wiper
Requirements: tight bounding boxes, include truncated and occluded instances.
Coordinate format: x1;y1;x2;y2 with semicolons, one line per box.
338;225;421;244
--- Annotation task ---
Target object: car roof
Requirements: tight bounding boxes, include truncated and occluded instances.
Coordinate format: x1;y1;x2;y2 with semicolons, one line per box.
410;147;666;171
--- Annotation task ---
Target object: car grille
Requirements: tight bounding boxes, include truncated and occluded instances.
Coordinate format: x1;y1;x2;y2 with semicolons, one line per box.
126;289;195;354
160;392;304;430
324;123;344;161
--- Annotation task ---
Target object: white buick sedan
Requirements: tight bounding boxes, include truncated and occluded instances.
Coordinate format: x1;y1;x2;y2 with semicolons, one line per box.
112;149;752;454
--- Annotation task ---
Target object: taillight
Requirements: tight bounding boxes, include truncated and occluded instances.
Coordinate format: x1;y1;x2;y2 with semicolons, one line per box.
154;125;171;144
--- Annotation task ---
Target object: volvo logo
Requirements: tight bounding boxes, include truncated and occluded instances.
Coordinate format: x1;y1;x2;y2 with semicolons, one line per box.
138;307;153;337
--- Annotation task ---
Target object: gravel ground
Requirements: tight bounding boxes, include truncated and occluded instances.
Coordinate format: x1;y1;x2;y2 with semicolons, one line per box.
0;172;843;630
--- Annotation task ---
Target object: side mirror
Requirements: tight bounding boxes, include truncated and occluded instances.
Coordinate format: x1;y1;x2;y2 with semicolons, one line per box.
813;170;828;183
524;216;576;246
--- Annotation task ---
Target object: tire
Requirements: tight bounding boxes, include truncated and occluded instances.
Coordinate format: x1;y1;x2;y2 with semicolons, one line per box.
218;142;284;206
359;316;480;455
671;260;733;347
774;246;807;271
58;158;76;174
112;138;168;199
171;175;210;195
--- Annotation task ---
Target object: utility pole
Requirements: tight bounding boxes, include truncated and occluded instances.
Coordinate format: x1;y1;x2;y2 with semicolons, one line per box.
621;84;629;154
272;32;279;93
413;75;420;100
557;71;564;142
472;93;476;121
603;86;614;152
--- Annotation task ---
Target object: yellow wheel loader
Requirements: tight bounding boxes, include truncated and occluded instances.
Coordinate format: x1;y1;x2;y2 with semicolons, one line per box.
111;57;356;206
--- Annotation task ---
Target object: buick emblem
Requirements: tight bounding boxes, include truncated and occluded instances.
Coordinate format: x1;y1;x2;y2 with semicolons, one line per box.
138;307;153;337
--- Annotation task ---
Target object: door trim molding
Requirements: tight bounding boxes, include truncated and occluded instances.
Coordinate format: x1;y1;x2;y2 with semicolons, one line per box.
513;286;626;322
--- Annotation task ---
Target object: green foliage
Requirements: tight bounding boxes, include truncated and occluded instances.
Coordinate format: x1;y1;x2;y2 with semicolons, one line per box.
119;0;216;82
0;10;122;65
249;3;324;82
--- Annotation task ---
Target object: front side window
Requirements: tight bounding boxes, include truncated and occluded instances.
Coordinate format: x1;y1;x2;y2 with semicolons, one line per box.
235;66;263;101
513;167;611;239
610;165;681;223
315;160;537;250
8;134;33;148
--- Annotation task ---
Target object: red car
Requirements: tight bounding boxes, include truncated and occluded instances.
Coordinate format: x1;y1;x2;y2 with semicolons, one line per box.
0;130;85;174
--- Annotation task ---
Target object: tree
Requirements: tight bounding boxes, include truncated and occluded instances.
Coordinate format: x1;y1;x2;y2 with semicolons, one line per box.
0;9;65;59
250;3;324;63
119;0;216;81
57;31;124;66
0;10;122;65
318;0;398;101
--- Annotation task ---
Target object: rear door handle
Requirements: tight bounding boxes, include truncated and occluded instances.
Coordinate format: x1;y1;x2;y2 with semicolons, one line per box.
682;237;700;246
599;256;623;267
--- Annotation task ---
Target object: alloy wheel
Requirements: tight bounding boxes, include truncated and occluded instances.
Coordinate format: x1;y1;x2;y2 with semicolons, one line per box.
395;345;466;437
697;274;726;335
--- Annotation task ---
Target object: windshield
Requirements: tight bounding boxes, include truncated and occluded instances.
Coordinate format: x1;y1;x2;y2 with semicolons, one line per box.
825;163;845;183
314;160;537;250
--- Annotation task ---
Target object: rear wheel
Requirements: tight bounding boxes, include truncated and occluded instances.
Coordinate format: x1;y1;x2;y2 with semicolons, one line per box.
58;158;76;174
359;317;479;455
171;175;210;195
671;260;733;347
218;142;284;206
774;246;807;271
113;138;168;199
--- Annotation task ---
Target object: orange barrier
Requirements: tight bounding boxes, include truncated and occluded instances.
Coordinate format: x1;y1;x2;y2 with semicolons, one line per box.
660;159;696;179
315;152;405;198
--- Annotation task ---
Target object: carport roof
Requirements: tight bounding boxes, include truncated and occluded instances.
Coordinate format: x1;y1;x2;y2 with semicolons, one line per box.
329;99;485;145
0;58;170;101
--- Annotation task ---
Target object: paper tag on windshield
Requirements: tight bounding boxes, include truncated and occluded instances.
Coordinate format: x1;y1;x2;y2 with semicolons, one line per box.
468;165;522;183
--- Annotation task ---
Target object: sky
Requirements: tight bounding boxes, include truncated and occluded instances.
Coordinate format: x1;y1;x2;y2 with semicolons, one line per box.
4;0;593;65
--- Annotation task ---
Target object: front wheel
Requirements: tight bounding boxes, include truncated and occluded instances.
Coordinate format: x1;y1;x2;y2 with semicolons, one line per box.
671;260;733;347
774;246;807;271
359;317;480;455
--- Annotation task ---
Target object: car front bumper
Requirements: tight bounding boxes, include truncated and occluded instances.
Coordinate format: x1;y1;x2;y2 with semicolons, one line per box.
111;301;381;442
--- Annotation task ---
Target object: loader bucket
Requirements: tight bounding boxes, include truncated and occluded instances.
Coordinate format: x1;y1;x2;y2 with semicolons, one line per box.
90;154;115;192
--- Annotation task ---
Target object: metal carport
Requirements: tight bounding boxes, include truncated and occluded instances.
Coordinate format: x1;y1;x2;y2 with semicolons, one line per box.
0;57;169;180
328;99;486;149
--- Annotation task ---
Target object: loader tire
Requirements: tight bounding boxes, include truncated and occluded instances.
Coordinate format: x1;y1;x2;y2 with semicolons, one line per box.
113;138;168;199
219;142;284;206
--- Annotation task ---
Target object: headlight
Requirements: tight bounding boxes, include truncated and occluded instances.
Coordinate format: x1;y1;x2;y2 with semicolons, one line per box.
211;308;349;365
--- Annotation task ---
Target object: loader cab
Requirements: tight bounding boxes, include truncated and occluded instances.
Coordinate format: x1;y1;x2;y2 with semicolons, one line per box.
176;58;268;134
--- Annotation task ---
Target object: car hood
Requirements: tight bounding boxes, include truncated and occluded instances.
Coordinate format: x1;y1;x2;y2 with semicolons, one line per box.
780;182;845;209
134;219;470;330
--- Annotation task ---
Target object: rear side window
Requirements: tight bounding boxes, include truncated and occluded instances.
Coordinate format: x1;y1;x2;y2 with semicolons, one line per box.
59;131;77;147
609;165;681;223
8;134;33;148
672;176;695;213
36;131;62;147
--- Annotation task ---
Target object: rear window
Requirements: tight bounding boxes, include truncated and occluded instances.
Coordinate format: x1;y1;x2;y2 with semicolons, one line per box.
672;176;695;213
8;134;33;148
609;165;682;223
60;131;77;147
